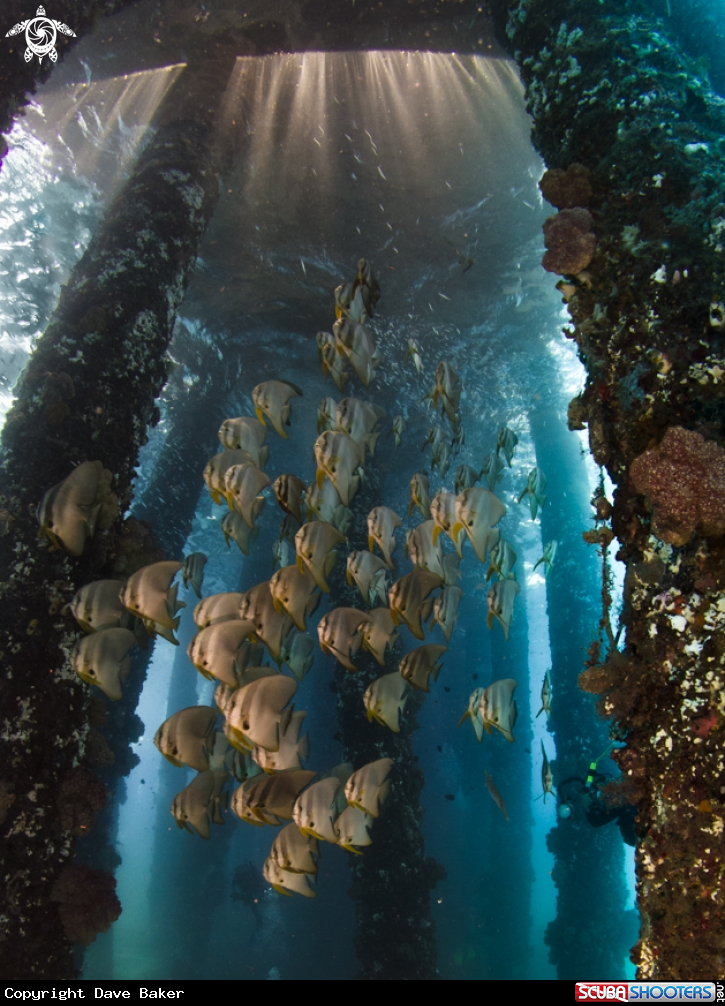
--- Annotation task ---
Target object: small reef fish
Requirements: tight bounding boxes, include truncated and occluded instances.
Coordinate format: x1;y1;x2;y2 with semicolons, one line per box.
518;467;547;520
38;460;114;557
272;537;289;570
334;805;374;854
480;450;505;491
537;669;552;719
336;397;384;457
317;395;338;434
496;426;519;467
388;569;443;640
225;674;298;753
367;505;402;569
334;281;367;323
314;429;364;506
270;563;320;631
351;257;381;317
399;644;447;692
272;473;307;525
269;822;319;875
484;771;509;821
344;757;393;818
541;741;554;802
239;581;294;665
459;678;518;743
455;464;480;495
407;338;424;374
430;360;461;424
204;448;254;505
409;471;431;520
534;539;558;577
346;550;389;607
68;579;127;634
429;585;463;643
390;415;406;449
318;331;350;392
293;764;353;843
254;710;310;773
73;626;136;700
423;425;451;477
361;607;399;666
242;769;316;823
406;520;444;579
182;552;207;599
280;626;315;681
453;487;506;563
221;510;258;555
252;379;303;439
187;618;258;687
224;463;270;528
217;416;268;469
263;855;317;898
487;578;520;641
317;607;371;672
295;520;346;593
155;706;217;772
171;770;228;839
333;317;380;386
364;671;410;733
430;491;466;556
487;539;517;582
121;560;185;645
193;592;244;629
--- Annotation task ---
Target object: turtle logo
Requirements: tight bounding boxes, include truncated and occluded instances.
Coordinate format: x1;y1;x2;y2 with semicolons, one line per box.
5;6;76;64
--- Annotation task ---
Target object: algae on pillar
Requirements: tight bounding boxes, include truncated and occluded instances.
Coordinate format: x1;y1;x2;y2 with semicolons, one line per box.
494;0;725;979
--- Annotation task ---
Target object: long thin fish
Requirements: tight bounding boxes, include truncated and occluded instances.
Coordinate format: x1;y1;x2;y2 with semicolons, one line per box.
484;771;509;821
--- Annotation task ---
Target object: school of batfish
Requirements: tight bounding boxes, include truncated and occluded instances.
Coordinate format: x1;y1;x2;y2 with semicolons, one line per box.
39;257;558;897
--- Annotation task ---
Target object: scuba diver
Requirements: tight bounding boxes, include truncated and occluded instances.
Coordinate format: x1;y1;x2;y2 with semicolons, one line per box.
555;745;638;846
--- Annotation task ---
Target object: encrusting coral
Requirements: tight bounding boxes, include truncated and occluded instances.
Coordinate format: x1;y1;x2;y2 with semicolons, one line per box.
629;426;725;546
51;864;121;946
541;208;596;275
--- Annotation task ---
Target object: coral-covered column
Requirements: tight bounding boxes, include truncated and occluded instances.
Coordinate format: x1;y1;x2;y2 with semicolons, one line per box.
0;51;235;978
494;0;725;978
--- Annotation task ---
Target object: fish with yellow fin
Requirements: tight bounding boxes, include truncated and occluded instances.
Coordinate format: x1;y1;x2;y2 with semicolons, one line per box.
363;672;410;732
367;506;401;569
269;822;319;875
480;450;505;491
459;678;518;743
405;520;444;579
171;770;228;839
224;463;270;528
293;763;353;843
335;805;374;854
155;706;217;772
68;580;128;634
270;563;320;631
217;416;268;469
272;474;307;525
344;758;393;818
333;317;380;386
335;397;384;457
430;491;466;556
317;607;371;671
73;627;137;700
388;569;443;640
346;550;389;607
121;561;185;645
225;674;298;753
496;426;519;467
252;379;303;439
406;338;424;375
453;487;506;563
487;539;517;581
263;855;317;897
429;585;463;643
314;430;364;506
38;460;115;557
203;449;255;505
361;607;399;666
399;644;447;692
295;520;346;593
409;471;431;520
487;578;520;641
187;618;258;687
